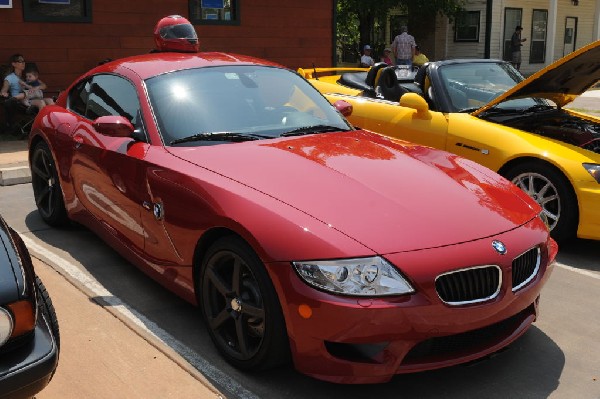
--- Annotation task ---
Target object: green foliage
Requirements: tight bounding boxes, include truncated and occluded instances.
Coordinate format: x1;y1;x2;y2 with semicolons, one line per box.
336;0;466;63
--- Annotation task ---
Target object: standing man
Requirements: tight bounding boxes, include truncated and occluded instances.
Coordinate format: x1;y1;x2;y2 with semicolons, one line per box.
392;26;416;68
360;45;375;67
511;26;527;71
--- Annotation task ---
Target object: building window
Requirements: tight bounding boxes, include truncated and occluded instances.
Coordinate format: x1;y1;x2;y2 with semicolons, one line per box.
23;0;92;23
530;10;548;63
189;0;239;25
454;11;480;42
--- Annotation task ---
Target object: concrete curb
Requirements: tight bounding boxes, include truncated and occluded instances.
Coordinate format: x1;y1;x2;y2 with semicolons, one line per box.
0;139;30;186
0;163;31;186
27;242;224;399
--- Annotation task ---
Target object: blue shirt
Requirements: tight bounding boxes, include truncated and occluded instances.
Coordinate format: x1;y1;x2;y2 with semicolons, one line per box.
4;73;23;97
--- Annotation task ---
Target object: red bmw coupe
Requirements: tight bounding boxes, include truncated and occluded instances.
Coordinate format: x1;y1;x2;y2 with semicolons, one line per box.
28;51;557;384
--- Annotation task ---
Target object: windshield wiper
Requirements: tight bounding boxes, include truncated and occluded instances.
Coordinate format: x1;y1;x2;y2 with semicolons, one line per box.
170;131;270;145
478;107;523;116
280;125;347;137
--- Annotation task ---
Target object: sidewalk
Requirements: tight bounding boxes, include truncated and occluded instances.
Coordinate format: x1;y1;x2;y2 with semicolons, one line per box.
33;257;221;399
0;138;29;186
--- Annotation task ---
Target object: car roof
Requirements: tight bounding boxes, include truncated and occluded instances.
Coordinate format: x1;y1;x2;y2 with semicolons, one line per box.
90;51;285;80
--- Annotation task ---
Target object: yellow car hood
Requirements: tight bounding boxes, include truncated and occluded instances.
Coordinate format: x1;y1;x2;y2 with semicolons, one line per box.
473;39;600;116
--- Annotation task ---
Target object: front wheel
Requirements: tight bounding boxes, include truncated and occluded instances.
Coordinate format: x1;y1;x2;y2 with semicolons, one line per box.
199;236;289;370
36;275;60;351
30;141;69;227
505;162;578;242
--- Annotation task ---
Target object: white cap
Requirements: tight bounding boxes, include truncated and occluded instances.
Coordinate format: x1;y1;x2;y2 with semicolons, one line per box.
364;45;371;50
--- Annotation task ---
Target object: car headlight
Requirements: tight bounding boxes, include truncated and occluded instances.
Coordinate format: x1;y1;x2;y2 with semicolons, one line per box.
293;256;414;297
583;163;600;183
0;308;14;347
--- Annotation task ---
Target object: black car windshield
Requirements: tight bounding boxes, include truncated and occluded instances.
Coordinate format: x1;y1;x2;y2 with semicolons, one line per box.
145;65;352;146
438;62;548;112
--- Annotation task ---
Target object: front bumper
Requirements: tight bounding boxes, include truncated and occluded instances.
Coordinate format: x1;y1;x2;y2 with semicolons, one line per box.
0;312;59;399
266;223;557;384
575;181;600;239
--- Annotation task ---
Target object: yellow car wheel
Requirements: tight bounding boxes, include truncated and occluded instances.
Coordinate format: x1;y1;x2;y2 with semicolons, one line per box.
505;162;578;242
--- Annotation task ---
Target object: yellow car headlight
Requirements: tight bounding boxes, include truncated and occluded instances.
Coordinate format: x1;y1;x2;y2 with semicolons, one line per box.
583;163;600;183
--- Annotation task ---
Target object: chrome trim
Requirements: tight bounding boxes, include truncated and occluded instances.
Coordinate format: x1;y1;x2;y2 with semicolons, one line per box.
435;264;502;306
512;246;541;292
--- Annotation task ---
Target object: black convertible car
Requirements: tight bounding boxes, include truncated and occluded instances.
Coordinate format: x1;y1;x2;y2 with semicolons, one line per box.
0;214;59;398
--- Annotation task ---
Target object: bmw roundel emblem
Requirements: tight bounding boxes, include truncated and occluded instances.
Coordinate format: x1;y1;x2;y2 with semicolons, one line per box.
492;240;507;255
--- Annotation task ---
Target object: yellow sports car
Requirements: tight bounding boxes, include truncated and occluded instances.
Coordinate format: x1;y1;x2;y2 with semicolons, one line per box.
301;40;600;242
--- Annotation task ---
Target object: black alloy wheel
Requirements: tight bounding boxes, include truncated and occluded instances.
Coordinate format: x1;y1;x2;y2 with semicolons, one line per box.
30;141;69;226
200;236;289;370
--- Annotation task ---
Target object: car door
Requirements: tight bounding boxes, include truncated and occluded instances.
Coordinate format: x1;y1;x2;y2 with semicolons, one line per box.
324;93;450;150
68;74;148;252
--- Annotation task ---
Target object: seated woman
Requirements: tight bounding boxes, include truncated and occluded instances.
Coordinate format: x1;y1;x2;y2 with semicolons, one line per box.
1;54;52;112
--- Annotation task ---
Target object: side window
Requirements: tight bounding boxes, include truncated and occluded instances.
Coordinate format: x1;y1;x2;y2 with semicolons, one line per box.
68;79;91;117
86;75;140;125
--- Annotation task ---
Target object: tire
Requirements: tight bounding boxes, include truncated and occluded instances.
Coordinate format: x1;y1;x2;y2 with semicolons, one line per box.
35;275;60;351
504;162;578;242
31;141;69;227
199;236;289;370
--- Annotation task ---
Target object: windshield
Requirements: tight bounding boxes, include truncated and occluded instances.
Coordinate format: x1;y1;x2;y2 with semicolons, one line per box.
146;65;352;146
438;62;547;112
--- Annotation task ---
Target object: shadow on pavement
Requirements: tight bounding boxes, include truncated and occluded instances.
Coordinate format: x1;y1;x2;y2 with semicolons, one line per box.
24;209;567;399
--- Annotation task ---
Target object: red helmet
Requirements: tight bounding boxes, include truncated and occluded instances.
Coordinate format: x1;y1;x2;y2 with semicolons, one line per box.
153;15;199;53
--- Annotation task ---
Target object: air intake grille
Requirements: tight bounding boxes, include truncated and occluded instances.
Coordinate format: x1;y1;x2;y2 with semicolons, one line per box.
435;265;501;305
512;247;541;291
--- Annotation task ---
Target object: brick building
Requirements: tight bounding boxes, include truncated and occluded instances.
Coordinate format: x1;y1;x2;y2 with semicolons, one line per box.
0;0;335;93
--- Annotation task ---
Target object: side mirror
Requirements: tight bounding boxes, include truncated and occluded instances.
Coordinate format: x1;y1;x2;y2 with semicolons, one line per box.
93;116;135;137
333;100;353;117
399;93;429;114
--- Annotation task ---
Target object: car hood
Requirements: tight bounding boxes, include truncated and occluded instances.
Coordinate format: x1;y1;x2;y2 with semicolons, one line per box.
167;130;538;253
474;39;600;115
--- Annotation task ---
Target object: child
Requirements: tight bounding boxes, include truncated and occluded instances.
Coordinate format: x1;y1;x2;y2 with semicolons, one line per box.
19;70;54;109
381;48;393;65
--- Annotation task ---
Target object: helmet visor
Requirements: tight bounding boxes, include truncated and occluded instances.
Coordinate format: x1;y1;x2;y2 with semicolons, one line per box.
161;23;198;40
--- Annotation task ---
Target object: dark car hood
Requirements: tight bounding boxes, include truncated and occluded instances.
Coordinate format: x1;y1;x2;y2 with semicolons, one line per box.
167;130;538;253
474;39;600;115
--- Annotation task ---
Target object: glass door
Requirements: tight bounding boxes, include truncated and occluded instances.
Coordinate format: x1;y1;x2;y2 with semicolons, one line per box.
503;8;522;61
530;10;548;63
564;17;578;56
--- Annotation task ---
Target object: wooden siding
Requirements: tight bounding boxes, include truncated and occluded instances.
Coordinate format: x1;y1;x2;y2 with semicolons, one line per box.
435;0;600;75
551;0;598;59
444;0;488;59
0;0;333;92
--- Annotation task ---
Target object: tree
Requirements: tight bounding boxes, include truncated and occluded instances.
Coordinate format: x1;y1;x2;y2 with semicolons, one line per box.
336;0;466;64
337;0;401;62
